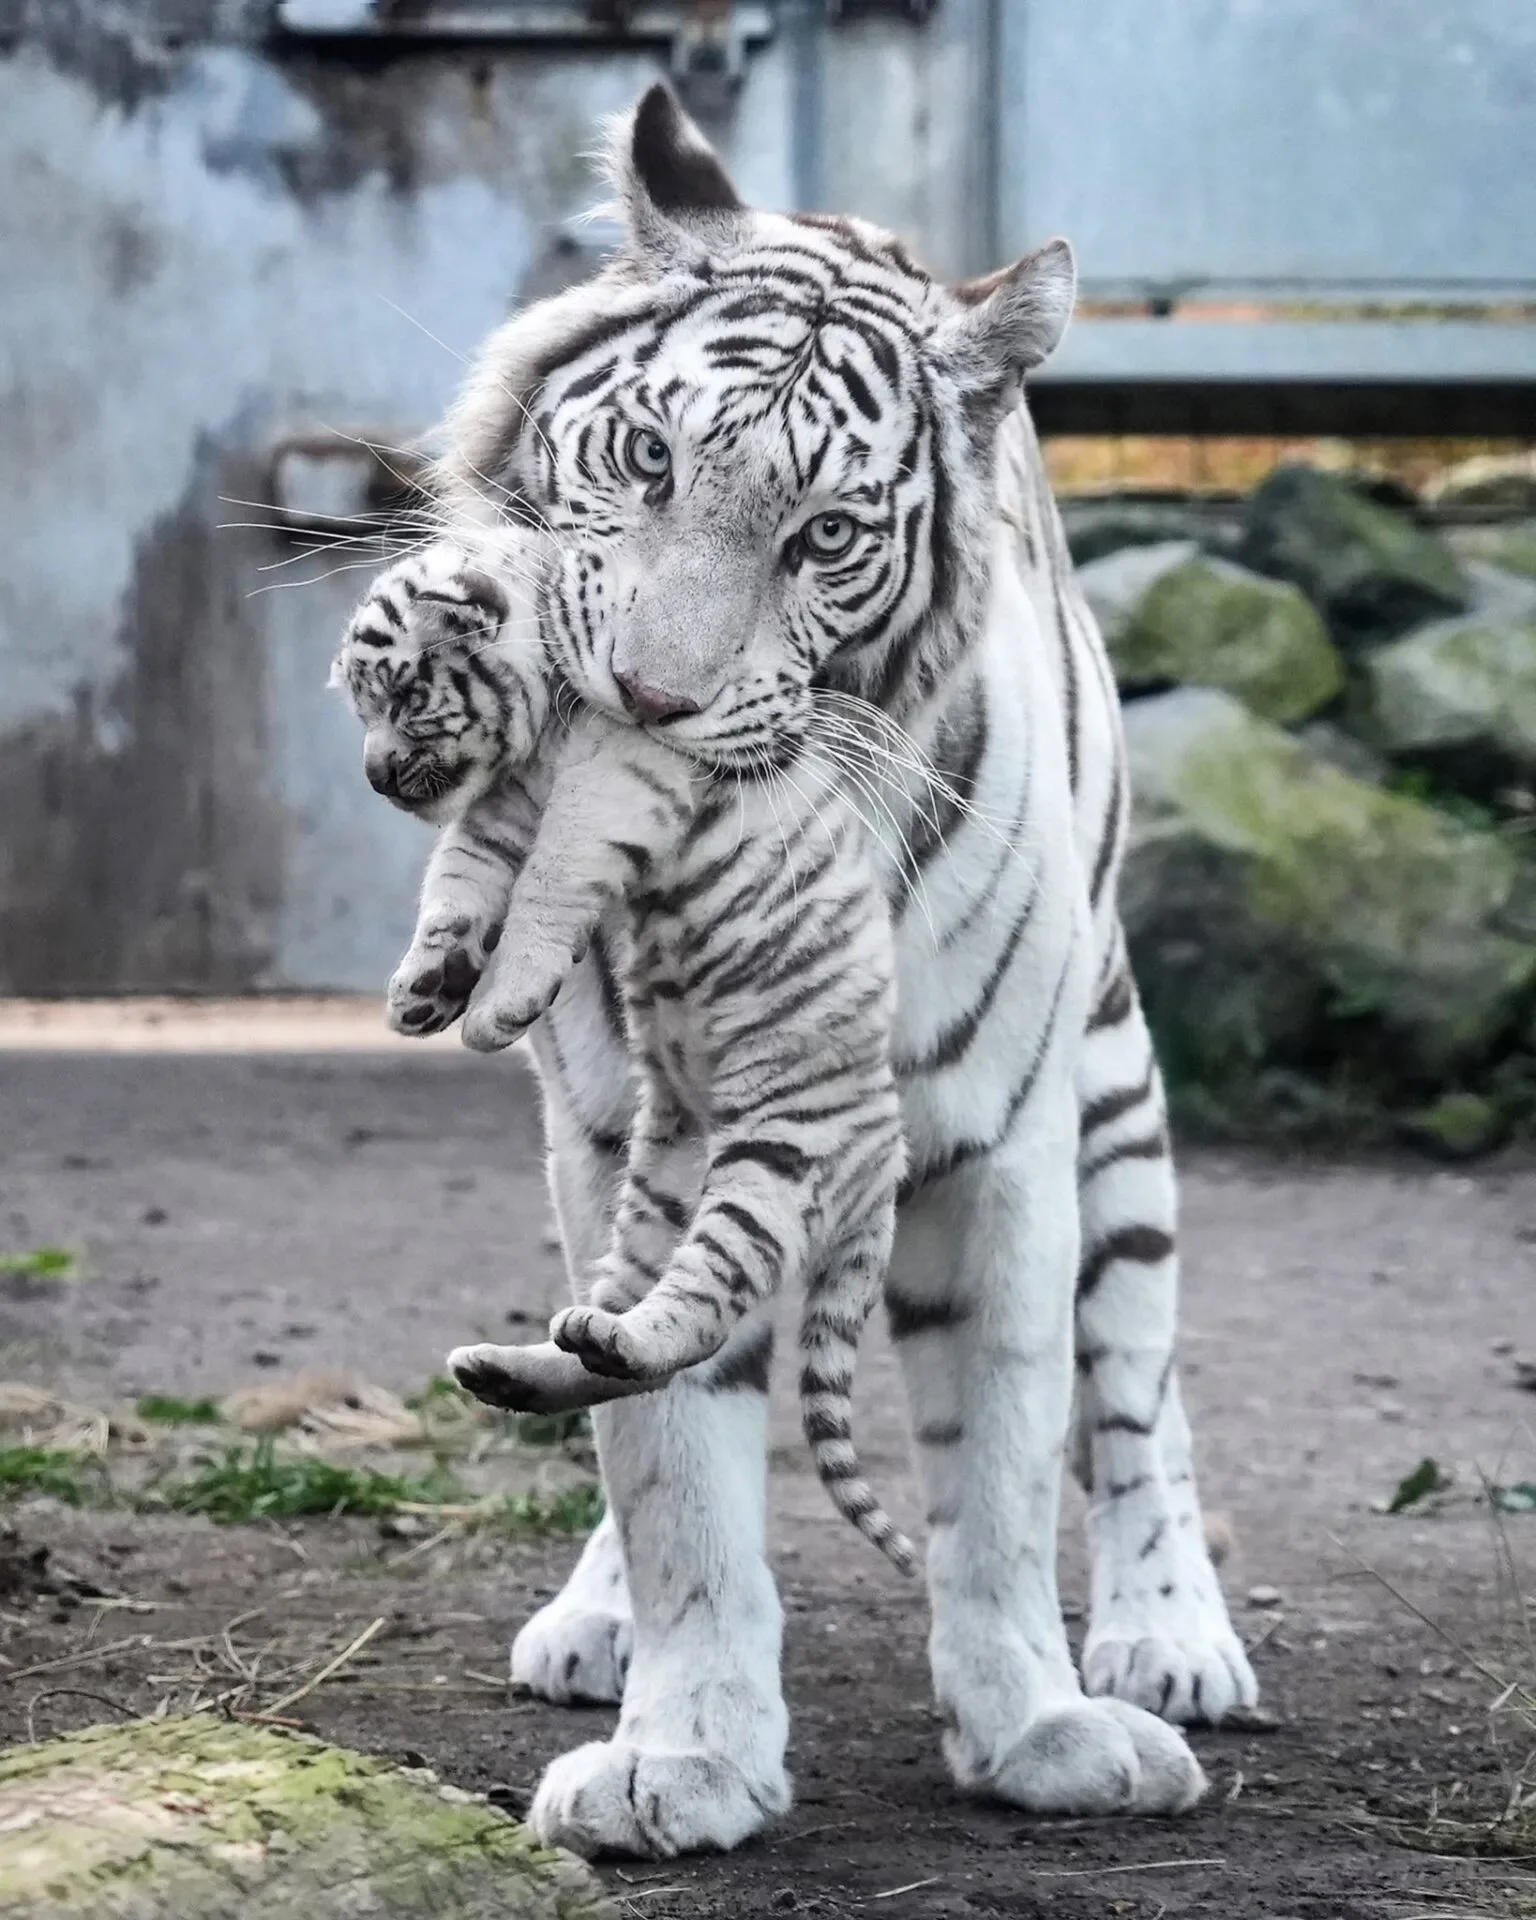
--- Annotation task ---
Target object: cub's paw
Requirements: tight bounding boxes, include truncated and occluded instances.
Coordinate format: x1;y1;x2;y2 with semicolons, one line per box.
551;1304;670;1383
448;1339;642;1416
461;932;586;1052
386;928;495;1035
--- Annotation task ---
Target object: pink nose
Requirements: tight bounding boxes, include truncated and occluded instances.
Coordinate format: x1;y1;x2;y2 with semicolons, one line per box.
613;670;701;723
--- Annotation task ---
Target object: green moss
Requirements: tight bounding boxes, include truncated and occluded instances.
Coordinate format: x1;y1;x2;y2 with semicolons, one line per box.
1363;616;1536;771
1160;713;1534;1061
1117;557;1344;722
0;1718;614;1917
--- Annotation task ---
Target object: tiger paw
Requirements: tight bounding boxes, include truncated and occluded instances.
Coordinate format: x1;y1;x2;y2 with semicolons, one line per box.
386;932;492;1035
449;1340;654;1414
551;1305;670;1383
460;930;586;1052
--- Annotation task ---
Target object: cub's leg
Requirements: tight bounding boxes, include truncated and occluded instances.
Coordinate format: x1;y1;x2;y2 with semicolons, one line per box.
889;1092;1205;1817
1074;955;1256;1724
551;1116;812;1384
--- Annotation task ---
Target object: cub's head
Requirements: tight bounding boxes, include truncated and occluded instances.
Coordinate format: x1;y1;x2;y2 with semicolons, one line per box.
436;84;1075;771
329;552;544;823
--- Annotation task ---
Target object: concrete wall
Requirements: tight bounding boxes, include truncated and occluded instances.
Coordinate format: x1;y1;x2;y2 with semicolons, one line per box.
0;2;993;992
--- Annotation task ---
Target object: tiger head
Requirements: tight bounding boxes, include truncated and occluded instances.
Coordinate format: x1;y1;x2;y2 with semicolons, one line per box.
328;551;546;824
437;84;1074;771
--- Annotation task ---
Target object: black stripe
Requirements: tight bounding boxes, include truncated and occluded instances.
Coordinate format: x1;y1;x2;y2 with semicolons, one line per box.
1081;1061;1156;1138
1087;966;1134;1032
700;1321;774;1394
1083;1126;1169;1179
710;1138;815;1184
885;1292;971;1339
1076;1224;1175;1298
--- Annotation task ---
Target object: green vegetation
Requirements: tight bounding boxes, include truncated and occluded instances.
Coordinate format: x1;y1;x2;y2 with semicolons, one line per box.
0;1247;78;1280
487;1484;604;1537
135;1394;224;1426
510;1410;592;1451
1385;1457;1451;1514
148;1440;462;1524
0;1445;110;1506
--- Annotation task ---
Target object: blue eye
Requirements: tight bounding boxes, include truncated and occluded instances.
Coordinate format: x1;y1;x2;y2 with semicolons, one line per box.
625;428;672;481
802;513;857;560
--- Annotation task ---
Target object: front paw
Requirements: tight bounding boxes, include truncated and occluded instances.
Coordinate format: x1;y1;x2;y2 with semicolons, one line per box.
386;938;485;1035
461;933;585;1052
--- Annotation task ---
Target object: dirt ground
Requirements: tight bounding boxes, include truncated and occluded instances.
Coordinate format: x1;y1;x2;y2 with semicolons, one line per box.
2;1027;1534;1917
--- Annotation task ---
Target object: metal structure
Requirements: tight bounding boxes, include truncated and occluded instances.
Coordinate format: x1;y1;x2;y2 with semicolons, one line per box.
0;1;1532;993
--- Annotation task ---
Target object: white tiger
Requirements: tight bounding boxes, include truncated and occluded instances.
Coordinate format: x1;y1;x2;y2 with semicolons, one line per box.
411;84;1256;1857
330;541;916;1571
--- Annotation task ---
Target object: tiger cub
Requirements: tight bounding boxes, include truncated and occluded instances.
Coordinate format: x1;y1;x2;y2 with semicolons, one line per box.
332;542;914;1572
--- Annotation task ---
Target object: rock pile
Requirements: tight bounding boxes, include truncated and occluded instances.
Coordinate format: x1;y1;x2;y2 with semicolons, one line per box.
1063;455;1536;1152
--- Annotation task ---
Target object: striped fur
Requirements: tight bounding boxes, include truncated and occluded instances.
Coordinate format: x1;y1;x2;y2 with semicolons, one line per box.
333;543;915;1573
386;85;1253;1858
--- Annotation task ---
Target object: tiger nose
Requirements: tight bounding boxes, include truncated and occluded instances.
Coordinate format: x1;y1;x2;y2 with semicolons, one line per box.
613;670;701;724
364;742;398;796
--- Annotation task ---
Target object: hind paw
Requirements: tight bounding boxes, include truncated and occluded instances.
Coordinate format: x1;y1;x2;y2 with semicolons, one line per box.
551;1305;672;1382
979;1698;1206;1817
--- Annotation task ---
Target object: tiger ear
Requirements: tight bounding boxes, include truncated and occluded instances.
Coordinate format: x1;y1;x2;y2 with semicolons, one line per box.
326;654;344;690
936;238;1076;402
604;82;744;271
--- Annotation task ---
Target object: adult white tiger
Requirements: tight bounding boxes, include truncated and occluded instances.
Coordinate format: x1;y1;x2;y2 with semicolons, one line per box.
431;85;1256;1857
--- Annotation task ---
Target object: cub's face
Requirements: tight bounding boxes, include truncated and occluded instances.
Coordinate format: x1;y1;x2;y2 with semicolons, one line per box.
330;555;537;824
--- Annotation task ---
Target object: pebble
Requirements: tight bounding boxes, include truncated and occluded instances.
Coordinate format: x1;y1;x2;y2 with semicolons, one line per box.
1246;1584;1283;1609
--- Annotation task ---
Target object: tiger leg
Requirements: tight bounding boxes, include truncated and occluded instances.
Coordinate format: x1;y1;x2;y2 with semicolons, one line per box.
889;1097;1204;1816
1074;959;1256;1723
505;1108;636;1707
524;1083;790;1856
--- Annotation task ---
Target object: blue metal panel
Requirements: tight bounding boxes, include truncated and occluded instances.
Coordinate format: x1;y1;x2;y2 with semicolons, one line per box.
997;0;1536;300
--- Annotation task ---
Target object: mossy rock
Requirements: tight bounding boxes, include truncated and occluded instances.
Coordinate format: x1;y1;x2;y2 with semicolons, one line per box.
1446;520;1536;584
1061;499;1240;568
1360;615;1536;780
1426;452;1536;514
1239;465;1470;650
1123;688;1536;1082
1111;553;1344;723
0;1716;613;1919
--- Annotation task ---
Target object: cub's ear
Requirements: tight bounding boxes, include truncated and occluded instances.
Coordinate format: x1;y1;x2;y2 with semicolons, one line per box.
603;82;745;272
934;238;1076;407
326;654;345;691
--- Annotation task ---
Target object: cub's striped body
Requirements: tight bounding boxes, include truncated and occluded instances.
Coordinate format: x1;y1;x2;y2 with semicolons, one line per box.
333;545;914;1571
389;85;1255;1857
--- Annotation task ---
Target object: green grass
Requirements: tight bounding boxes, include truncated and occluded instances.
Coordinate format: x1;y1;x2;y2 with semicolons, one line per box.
148;1440;463;1524
0;1247;78;1280
406;1375;592;1451
509;1410;592;1450
0;1427;603;1535
486;1483;605;1537
0;1445;110;1506
135;1394;224;1426
1386;1456;1452;1513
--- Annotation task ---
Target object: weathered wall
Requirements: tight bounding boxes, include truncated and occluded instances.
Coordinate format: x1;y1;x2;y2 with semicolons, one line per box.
0;1;1001;993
